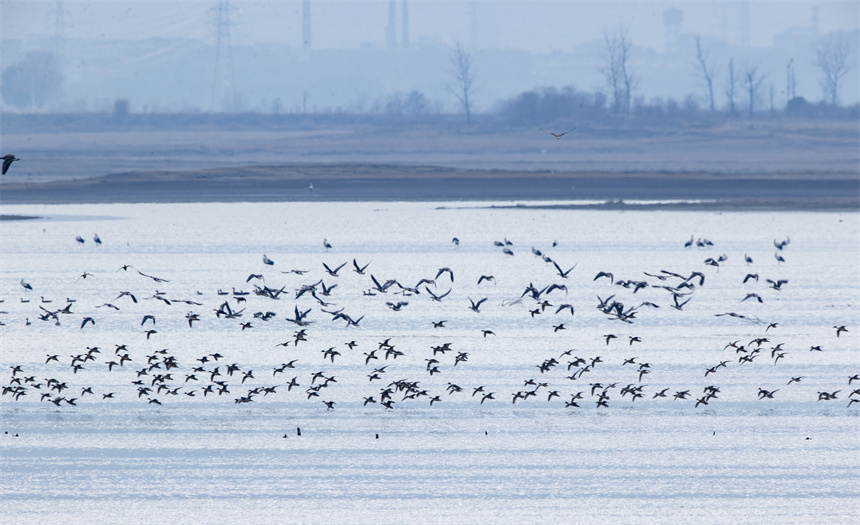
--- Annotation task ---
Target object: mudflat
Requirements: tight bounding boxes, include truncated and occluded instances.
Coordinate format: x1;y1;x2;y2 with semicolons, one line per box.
1;119;857;209
0;163;856;210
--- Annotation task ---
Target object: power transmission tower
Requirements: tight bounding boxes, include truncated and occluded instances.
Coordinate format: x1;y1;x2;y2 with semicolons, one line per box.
302;0;312;49
211;0;236;112
401;0;409;49
470;1;478;50
53;0;65;60
736;0;750;48
51;0;67;109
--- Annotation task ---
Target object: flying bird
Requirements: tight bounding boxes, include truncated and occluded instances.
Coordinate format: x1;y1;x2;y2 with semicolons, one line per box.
540;127;576;139
552;261;577;278
468;297;488;313
323;261;347;277
138;271;169;283
436;267;454;282
425;287;451;302
2;154;19;175
594;271;614;284
352;259;370;275
742;293;763;303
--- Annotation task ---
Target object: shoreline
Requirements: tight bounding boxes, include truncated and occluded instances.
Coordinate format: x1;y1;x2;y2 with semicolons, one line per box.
0;163;857;211
0;214;43;221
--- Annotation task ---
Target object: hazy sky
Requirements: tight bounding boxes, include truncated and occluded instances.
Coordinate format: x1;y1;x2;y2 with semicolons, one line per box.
3;1;858;52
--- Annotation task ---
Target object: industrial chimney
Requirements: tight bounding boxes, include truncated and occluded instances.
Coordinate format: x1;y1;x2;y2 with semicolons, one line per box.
386;0;397;49
401;0;409;49
302;0;312;49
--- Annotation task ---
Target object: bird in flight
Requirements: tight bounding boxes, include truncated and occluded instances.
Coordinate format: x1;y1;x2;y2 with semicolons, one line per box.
540;127;576;140
2;154;19;175
468;297;488;313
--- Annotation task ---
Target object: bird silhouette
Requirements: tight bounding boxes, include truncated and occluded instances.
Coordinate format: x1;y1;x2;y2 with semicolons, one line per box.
323;261;347;276
352;259;370;274
540;127;576;139
468;297;488;312
1;154;19;175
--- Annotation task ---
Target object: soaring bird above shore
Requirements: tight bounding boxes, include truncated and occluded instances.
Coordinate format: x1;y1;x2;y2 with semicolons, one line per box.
2;154;19;175
540;127;576;140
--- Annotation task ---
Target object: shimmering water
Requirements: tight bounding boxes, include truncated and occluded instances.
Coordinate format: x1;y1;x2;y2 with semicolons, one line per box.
1;202;858;524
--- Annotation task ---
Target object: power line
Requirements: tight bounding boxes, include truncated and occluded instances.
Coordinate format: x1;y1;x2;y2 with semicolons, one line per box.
211;0;236;112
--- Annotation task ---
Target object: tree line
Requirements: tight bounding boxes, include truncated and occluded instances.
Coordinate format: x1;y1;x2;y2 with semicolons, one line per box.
2;30;854;127
457;29;856;127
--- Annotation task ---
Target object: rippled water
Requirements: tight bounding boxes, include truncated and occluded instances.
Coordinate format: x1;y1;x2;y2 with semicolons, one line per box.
1;202;858;524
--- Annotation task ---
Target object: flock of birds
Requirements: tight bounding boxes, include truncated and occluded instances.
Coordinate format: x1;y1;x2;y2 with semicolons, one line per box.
2;230;856;419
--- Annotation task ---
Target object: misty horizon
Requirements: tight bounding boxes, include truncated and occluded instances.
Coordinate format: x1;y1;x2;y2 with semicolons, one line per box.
1;1;858;114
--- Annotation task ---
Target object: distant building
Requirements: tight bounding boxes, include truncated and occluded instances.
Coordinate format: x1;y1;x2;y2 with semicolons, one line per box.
663;8;683;53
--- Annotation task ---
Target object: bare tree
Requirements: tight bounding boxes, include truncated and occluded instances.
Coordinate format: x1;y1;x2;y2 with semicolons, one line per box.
743;64;767;119
814;33;851;105
725;58;738;115
618;27;636;115
448;41;476;125
601;25;637;113
601;33;622;112
693;36;719;112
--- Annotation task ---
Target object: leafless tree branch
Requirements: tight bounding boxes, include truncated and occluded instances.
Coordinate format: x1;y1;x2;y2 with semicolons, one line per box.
694;37;720;112
448;41;476;125
814;33;851;106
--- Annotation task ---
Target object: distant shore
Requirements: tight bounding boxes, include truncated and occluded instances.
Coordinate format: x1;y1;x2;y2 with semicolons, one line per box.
0;214;42;221
0;163;857;210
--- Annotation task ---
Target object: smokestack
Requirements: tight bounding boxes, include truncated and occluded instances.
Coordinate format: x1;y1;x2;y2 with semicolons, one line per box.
736;0;750;47
302;0;312;49
401;0;409;49
470;1;478;50
386;0;397;49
